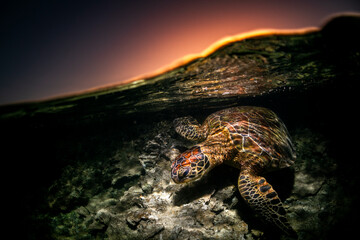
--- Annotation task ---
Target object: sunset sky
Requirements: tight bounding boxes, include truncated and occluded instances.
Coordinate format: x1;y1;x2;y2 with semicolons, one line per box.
1;0;359;104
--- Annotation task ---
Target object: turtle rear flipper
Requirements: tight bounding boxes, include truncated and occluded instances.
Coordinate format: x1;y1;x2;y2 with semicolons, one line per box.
174;116;207;141
238;169;296;236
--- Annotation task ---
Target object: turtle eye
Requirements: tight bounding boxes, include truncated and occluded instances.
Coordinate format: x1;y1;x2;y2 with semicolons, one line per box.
194;152;205;161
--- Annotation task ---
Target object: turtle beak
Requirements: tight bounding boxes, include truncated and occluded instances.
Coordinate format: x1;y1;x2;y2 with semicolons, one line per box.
171;171;180;183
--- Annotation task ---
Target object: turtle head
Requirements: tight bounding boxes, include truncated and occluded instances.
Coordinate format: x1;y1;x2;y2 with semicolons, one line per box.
171;146;211;183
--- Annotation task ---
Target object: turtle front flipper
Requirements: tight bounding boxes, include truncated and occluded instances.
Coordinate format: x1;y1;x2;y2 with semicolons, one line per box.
238;170;296;236
174;116;208;141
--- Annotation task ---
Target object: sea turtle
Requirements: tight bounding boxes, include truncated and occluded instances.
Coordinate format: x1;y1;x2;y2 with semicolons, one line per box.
171;106;296;235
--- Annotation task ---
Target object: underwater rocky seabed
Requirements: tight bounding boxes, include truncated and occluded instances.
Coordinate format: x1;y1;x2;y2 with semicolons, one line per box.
1;15;360;239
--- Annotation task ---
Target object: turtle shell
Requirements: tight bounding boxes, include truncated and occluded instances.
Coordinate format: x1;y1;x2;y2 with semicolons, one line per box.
204;106;295;168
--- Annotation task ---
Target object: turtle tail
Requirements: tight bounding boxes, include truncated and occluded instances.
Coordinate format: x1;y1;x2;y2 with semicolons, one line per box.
238;170;296;236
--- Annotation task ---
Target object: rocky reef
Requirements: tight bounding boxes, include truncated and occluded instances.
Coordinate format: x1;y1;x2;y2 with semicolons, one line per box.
1;15;360;239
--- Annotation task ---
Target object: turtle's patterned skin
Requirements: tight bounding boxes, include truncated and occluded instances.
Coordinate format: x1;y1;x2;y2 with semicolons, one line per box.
171;106;296;235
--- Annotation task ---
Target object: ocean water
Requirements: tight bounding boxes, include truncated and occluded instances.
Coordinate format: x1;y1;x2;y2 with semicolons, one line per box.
1;15;359;240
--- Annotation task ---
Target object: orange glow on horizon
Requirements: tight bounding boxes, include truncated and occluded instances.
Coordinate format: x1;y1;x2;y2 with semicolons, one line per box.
4;25;324;105
2;0;359;106
75;27;318;96
5;25;317;106
124;27;319;84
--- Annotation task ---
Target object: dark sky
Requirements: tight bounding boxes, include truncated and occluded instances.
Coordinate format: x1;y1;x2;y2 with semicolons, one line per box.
1;0;359;105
